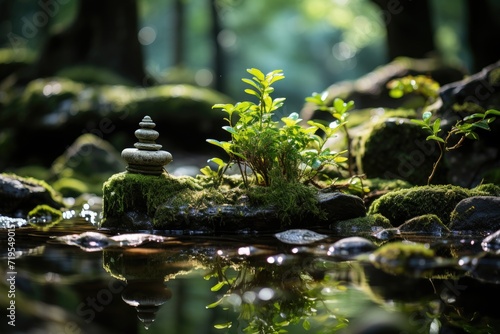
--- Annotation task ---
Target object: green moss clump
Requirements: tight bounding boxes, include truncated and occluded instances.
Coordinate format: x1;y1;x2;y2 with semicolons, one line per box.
332;213;392;234
102;172;204;219
359;118;444;185
368;184;499;226
102;171;325;228
370;241;435;276
247;180;323;224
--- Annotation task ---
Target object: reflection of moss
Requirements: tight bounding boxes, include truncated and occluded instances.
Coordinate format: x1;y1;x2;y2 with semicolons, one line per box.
27;204;63;230
371;242;435;276
368;184;499;226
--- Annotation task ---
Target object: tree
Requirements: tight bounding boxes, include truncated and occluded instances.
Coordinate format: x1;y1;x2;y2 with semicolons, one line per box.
35;0;145;84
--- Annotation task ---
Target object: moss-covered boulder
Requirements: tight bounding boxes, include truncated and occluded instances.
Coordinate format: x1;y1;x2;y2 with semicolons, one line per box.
330;213;392;235
398;214;449;235
359;118;445;185
1;77;232;168
0;173;64;217
50;133;126;196
368;184;500;227
102;172;366;232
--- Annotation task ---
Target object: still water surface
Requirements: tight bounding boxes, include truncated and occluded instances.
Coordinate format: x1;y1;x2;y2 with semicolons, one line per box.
1;209;500;334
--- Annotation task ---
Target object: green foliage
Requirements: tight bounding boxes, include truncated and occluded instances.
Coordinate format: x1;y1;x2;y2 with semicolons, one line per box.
305;92;355;175
387;75;500;184
204;68;348;188
411;109;500;184
387;75;440;102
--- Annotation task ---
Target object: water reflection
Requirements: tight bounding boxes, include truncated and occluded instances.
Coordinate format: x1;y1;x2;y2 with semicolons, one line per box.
3;220;500;332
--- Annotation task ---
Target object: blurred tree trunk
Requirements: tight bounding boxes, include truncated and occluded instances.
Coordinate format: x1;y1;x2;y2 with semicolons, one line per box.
0;0;12;47
173;0;185;67
370;0;435;60
35;0;145;84
466;0;500;72
210;0;224;92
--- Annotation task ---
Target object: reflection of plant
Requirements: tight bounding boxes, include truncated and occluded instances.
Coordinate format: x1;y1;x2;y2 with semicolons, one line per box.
205;256;350;333
202;68;348;188
387;75;500;185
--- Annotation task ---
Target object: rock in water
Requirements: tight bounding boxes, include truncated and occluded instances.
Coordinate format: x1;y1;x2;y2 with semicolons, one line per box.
275;229;328;245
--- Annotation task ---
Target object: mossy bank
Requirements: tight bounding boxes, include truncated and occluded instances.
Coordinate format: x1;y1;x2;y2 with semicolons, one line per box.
101;172;365;232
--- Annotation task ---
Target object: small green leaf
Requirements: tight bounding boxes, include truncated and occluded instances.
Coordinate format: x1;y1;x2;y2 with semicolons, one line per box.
206;298;224;309
389;89;404;98
426;135;445;143
465;131;479;140
463;113;485;121
471;120;491;131
214;322;232;329
432;118;441;134
247;68;265;81
485;109;500;117
303;319;311;330
333;98;346;113
244;88;260;98
210;281;227;292
222;126;237;135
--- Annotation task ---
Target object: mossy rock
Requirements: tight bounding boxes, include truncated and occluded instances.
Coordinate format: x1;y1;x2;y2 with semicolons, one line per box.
359;118;445;185
331;213;392;235
51;133;126;196
398;214;450;235
368;184;500;227
1;77;232;167
102;172;366;232
0;173;65;217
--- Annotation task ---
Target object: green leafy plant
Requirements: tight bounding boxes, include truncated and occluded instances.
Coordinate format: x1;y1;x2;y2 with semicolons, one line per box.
305;92;355;176
202;68;348;188
388;75;500;185
412;109;500;184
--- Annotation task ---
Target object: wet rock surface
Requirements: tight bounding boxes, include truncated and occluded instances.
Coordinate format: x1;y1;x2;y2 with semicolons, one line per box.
449;196;500;232
0;173;64;217
152;191;366;233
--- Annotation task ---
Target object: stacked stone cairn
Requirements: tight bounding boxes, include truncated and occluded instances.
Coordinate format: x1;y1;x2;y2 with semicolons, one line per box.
121;116;172;175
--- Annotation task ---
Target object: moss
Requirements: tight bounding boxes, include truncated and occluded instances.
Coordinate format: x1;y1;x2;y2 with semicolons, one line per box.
473;183;500;196
368;184;499;226
370;241;435;276
359;118;444;185
247;180;323;224
56;65;136;86
102;172;203;219
363;177;413;192
332;213;392;234
52;177;90;198
102;171;325;228
489;67;500;85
